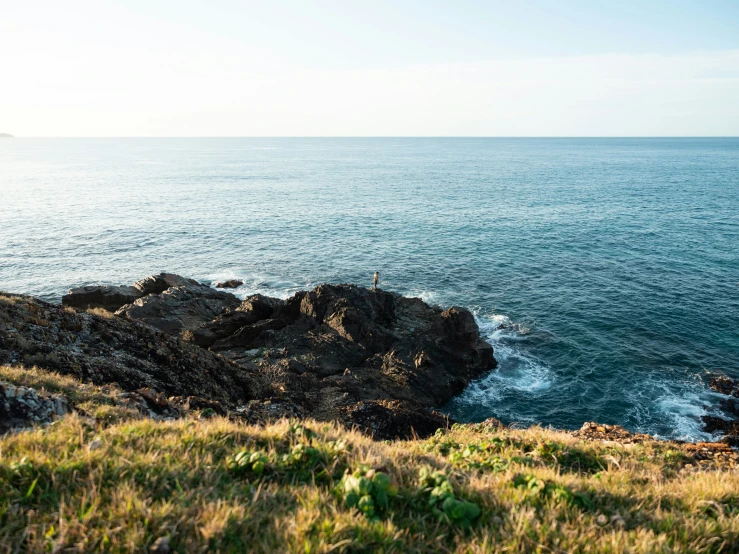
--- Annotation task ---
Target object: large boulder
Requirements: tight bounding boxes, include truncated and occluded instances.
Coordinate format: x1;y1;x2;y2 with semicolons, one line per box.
116;284;241;335
62;285;143;311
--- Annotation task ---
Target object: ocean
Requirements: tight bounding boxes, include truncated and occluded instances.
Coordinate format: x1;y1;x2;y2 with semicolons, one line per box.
1;137;737;440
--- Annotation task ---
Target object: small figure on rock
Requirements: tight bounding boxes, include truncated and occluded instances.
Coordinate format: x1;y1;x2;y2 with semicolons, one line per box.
373;271;380;290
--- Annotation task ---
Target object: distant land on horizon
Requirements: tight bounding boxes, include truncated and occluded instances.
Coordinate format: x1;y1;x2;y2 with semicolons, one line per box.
0;133;14;137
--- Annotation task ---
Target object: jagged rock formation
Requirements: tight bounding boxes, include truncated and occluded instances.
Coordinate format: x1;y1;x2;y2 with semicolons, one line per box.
121;279;495;438
115;284;240;335
7;274;497;439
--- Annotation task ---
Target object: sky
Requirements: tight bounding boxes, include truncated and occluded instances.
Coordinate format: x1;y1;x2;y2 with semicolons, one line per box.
1;0;739;136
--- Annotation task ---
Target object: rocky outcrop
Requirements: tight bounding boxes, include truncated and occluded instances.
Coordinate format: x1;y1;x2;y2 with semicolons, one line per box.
116;284;240;335
0;382;70;434
61;273;201;312
0;293;254;407
7;276;497;439
703;374;739;445
178;283;495;437
215;280;244;289
710;376;739;397
62;285;143;311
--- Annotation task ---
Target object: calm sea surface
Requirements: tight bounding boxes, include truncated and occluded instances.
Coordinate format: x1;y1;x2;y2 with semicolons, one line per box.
1;138;737;439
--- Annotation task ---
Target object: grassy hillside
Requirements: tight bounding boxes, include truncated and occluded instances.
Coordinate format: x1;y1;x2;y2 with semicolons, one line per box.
1;365;738;553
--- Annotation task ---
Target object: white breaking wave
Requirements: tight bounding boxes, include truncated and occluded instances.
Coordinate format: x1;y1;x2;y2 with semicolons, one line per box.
452;312;555;417
207;272;310;300
625;378;719;442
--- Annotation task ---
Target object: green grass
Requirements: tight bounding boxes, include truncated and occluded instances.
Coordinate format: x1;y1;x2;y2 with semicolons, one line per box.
1;366;739;553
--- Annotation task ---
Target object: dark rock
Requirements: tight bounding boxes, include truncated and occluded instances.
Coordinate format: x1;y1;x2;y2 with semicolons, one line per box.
176;396;227;416
189;294;289;348
205;283;496;437
720;397;739;418
116;284;241;335
215;279;244;289
133;273;199;295
709;376;739;396
344;400;453;440
117;389;180;420
9;276;499;440
720;435;739;448
231;399;306;425
702;415;739;435
0;293;254;408
62;285;143;311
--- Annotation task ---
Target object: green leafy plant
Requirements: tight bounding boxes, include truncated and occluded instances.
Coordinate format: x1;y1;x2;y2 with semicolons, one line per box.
338;467;398;519
512;473;592;510
449;443;511;472
227;450;268;476
418;468;481;529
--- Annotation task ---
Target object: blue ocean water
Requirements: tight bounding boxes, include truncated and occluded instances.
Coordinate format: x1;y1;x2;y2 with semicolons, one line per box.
1;138;737;440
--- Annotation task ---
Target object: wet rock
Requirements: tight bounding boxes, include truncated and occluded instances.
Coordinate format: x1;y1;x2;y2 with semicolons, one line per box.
0;382;70;434
62;285;143;311
720;435;739;448
116;284;241;335
214;279;244;289
62;273;200;311
702;415;739;435
719;397;739;418
709;376;739;396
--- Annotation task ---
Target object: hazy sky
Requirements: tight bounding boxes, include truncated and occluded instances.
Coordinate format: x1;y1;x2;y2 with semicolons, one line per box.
2;0;739;136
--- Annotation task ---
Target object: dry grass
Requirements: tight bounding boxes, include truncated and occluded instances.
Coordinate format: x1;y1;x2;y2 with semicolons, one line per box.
1;365;738;553
85;307;116;318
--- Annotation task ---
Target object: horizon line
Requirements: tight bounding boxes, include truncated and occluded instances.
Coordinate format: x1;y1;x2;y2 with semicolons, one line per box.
4;135;739;139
